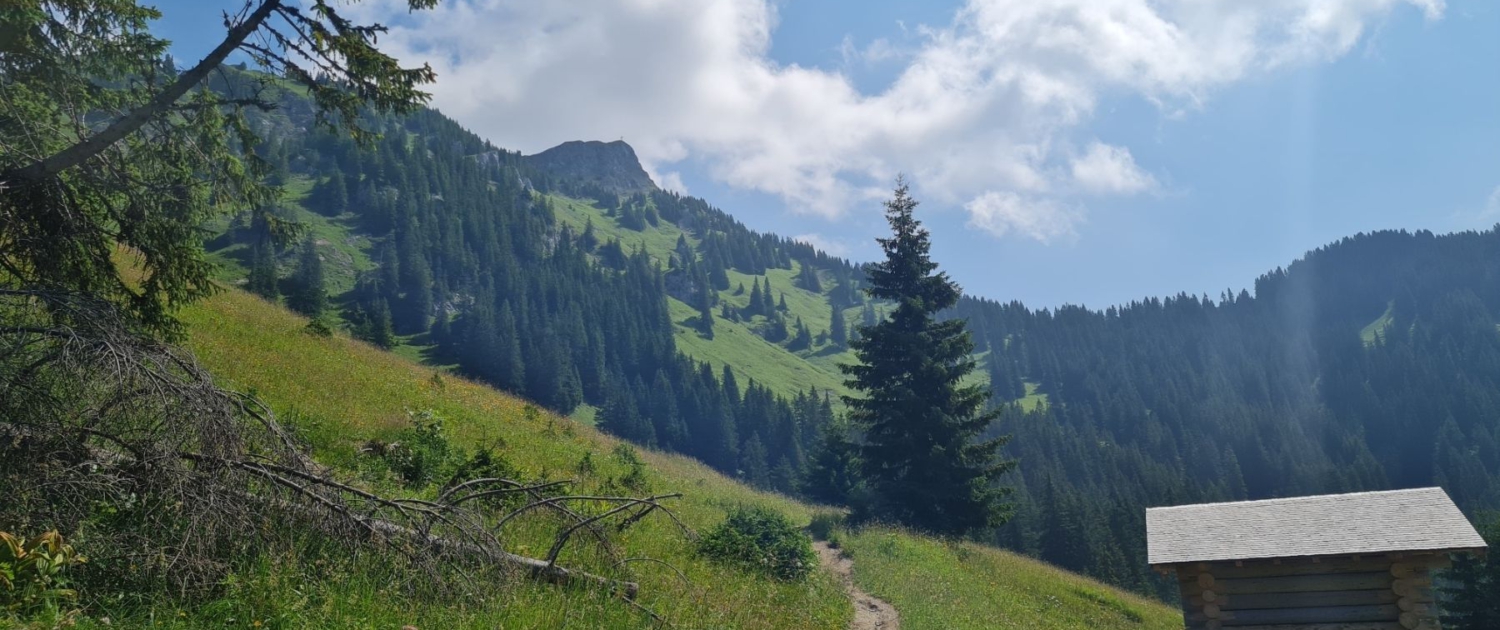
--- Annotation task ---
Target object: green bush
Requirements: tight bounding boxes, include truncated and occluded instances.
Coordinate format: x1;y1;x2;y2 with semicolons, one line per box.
386;409;454;487
698;506;816;581
362;409;517;491
612;444;650;492
807;511;844;542
0;531;85;617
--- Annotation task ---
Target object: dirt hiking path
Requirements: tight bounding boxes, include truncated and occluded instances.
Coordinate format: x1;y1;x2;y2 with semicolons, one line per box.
813;541;900;630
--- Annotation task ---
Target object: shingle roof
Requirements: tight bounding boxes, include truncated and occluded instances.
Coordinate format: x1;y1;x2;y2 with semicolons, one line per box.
1146;487;1488;566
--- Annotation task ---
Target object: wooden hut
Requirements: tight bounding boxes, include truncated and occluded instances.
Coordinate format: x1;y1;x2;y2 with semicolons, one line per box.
1147;487;1487;630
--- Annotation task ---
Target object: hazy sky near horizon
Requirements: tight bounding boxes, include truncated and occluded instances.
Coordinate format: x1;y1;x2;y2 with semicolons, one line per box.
156;0;1500;309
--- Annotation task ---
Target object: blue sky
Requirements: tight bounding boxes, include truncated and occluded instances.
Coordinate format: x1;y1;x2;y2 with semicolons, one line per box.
153;0;1500;309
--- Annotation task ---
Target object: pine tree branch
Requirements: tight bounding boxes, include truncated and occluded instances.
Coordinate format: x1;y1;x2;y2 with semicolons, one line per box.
4;0;283;182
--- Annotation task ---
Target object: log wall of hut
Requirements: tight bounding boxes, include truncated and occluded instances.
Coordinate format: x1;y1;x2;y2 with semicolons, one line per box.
1167;553;1451;630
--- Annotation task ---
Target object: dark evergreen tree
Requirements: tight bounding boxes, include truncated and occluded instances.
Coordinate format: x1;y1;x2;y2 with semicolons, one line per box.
741;433;771;488
695;270;715;339
315;168;348;215
797;261;823;292
579;216;598;252
746;277;765;318
1441;515;1500;630
803;420;861;504
364;298;396;348
764;313;790;343
829;302;848;348
600;385;654;445
247;242;280;300
789;317;812;351
286;239;327;316
842;182;1014;536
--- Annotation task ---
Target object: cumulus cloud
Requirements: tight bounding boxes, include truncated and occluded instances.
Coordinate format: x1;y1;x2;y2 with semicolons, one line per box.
792;233;852;258
1071;143;1156;195
347;0;1442;242
654;170;690;195
1477;185;1500;222
965;192;1081;243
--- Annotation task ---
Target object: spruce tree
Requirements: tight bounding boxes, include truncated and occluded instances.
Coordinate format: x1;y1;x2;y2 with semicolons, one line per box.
1441;515;1500;630
746;278;765;318
320;169;348;215
803;419;860;504
580;217;599;252
789;317;812;351
841;181;1014;535
287;239;327;316
248;243;280;300
830;302;848;347
695;271;715;339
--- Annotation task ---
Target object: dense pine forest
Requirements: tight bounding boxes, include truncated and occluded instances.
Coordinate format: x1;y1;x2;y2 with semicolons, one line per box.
232;80;840;498
227;78;1500;600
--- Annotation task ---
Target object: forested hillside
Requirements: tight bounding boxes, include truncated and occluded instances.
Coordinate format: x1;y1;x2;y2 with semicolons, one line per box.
221;78;843;501
223;77;1500;600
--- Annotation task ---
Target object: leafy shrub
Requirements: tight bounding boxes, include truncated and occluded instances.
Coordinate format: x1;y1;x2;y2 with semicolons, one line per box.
612;444;650;492
363;409;517;491
808;511;845;548
385;409;454;487
698;506;816;581
807;511;843;541
0;531;85;617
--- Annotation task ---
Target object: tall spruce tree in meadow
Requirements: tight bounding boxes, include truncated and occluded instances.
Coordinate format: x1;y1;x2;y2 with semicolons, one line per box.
318;169;348;215
841;181;1014;535
695;274;716;339
746;277;765;318
247;242;280;300
287;239;327;316
830;302;848;348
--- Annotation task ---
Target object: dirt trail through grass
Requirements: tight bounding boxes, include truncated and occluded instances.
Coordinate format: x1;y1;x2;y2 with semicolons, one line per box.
815;541;900;630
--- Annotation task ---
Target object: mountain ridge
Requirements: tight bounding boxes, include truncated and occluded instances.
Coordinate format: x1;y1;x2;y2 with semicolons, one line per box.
524;139;657;194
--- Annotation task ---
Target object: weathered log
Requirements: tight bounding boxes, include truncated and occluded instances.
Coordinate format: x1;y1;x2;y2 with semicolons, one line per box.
360;514;640;599
1216;572;1391;595
1217;589;1397;611
1391;578;1430;598
1221;624;1402;630
1191;603;1399;626
1180;557;1393;579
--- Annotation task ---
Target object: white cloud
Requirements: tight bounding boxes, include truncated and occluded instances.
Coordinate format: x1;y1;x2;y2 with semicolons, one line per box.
965;191;1081;243
792;233;852;257
655;170;690;195
348;0;1443;242
1071;142;1156;195
1482;185;1500;220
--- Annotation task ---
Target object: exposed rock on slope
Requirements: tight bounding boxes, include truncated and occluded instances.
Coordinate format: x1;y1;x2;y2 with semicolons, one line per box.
525;140;656;194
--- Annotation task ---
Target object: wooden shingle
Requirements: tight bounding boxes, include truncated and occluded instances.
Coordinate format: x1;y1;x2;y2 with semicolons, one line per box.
1147;487;1487;566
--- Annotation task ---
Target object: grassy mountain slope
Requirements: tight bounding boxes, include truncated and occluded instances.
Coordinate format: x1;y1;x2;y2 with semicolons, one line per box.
548;193;856;399
547;191;1048;411
134;281;1177;629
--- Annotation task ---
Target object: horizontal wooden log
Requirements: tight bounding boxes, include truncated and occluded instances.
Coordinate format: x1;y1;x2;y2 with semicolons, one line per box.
1391;578;1430;598
1216;589;1397;611
1172;554;1453;579
1221;624;1402;630
1216;572;1392;595
1181;558;1394;579
1216;603;1400;626
1399;611;1438;629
